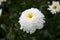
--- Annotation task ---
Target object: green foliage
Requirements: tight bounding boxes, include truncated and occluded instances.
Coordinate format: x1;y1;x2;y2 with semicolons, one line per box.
0;0;60;40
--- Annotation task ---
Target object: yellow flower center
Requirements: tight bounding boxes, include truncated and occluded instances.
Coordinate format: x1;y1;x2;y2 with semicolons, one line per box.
27;12;33;19
52;5;57;10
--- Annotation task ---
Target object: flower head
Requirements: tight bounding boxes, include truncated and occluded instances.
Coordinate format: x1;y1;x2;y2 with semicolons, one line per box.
0;9;2;16
48;1;60;14
19;8;45;34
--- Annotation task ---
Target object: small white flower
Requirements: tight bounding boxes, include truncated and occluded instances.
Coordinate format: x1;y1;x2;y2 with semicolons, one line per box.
0;0;6;5
0;9;2;16
19;8;45;34
48;1;60;14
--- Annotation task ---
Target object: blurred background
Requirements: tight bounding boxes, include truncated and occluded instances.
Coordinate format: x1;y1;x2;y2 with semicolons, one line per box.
0;0;60;40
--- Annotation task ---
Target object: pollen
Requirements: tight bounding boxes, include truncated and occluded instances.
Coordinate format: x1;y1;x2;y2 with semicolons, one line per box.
52;5;57;10
27;12;33;19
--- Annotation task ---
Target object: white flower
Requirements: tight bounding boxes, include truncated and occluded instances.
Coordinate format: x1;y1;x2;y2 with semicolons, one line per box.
0;0;6;5
48;1;60;14
19;8;45;34
0;9;2;16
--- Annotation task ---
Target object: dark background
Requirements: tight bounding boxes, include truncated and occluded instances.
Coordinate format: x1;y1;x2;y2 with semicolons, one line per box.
0;0;60;40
